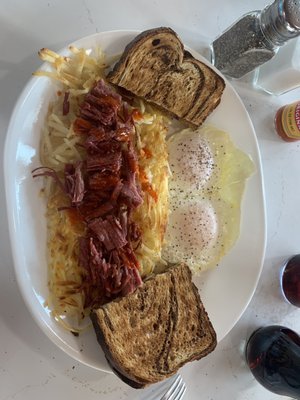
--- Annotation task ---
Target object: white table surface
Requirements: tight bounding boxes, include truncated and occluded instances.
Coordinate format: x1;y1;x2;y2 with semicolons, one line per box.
1;1;300;399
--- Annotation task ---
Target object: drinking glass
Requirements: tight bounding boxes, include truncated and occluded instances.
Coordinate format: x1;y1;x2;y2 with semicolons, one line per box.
280;254;300;308
246;326;300;398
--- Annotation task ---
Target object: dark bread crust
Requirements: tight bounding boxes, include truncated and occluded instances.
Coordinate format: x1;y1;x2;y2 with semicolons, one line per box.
109;365;147;389
107;27;225;127
90;264;217;388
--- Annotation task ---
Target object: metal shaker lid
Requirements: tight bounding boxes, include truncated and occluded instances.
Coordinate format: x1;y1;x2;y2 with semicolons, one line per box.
284;0;300;29
262;0;300;44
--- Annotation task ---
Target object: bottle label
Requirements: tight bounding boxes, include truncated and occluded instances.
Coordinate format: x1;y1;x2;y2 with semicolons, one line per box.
281;102;300;139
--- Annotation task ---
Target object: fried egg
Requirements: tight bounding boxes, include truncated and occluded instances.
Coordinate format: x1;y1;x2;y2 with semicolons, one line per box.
162;125;255;272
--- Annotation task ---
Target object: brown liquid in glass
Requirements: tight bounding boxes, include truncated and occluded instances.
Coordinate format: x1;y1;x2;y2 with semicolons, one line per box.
281;254;300;307
246;326;300;399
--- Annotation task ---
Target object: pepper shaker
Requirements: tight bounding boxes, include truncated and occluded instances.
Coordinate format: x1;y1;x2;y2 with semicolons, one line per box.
211;0;300;80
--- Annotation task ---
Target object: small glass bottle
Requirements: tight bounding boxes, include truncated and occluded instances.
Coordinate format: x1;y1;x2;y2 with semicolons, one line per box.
275;101;300;141
211;0;300;79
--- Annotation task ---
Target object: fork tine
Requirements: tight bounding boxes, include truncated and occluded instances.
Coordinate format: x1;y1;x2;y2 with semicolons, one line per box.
160;374;181;400
160;374;186;400
173;381;186;400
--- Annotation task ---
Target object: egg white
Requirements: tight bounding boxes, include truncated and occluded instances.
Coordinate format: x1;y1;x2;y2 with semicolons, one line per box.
162;125;255;272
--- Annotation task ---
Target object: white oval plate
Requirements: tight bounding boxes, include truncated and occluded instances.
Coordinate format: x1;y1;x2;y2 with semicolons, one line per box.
4;30;266;372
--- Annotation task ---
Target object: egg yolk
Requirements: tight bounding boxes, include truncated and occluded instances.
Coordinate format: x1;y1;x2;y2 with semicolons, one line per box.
168;131;214;191
163;198;218;263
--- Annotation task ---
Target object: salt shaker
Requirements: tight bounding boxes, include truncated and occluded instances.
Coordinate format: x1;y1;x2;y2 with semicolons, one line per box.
211;0;300;79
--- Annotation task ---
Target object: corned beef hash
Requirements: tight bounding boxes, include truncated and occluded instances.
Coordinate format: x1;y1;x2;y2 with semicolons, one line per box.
33;47;169;332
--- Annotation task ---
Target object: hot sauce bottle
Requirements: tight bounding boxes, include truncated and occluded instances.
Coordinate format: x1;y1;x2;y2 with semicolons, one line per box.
275;101;300;141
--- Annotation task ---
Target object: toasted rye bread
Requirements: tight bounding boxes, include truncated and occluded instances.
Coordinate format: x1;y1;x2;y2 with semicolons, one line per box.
90;263;217;388
107;27;225;127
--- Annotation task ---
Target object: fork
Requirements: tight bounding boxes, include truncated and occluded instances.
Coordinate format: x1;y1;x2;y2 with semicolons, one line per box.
160;374;186;400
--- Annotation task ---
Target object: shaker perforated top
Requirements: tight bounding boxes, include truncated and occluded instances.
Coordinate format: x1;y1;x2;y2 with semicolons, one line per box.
262;0;300;44
285;0;300;29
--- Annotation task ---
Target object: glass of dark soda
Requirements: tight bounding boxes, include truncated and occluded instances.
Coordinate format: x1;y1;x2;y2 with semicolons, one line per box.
246;326;300;398
280;254;300;307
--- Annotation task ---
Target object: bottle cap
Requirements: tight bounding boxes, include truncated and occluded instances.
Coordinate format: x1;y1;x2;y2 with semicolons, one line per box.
262;0;300;45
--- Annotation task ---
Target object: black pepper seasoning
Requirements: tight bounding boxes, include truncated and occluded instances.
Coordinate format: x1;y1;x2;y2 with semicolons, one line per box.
211;0;300;79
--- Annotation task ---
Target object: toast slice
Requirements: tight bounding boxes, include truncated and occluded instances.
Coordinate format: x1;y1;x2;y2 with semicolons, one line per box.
107;27;225;127
90;263;217;388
